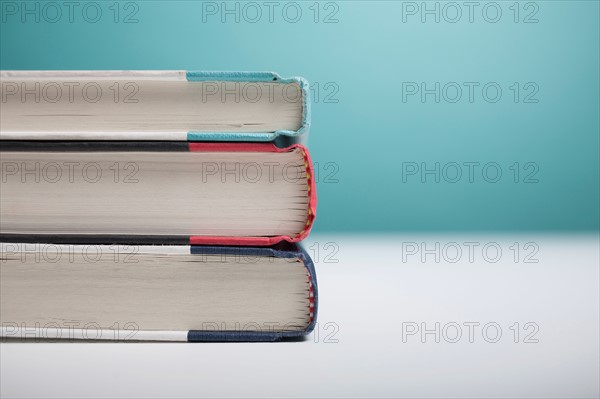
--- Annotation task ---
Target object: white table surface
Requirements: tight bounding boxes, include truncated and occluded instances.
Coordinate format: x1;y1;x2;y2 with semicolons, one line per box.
1;234;598;398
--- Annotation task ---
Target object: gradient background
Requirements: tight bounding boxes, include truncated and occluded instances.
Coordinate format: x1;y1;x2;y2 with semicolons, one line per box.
1;0;598;233
1;2;599;398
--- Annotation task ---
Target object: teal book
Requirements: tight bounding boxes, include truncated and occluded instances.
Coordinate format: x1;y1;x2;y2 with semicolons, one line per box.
0;70;310;144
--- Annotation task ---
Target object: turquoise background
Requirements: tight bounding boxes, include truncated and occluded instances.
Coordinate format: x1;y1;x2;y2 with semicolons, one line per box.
1;0;598;232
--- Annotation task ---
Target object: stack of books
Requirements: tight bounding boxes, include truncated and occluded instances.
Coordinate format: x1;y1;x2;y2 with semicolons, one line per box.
0;71;317;342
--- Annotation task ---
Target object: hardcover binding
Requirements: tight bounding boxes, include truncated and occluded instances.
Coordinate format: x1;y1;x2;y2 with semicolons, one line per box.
186;244;318;342
185;71;311;143
0;70;310;143
0;243;318;342
0;142;317;247
187;143;317;246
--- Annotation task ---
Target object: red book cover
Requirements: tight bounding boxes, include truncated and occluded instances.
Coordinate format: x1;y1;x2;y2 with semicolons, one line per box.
0;141;316;247
188;143;317;246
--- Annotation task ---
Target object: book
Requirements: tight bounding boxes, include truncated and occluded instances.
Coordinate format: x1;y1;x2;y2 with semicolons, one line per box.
0;141;316;246
0;70;310;143
0;242;317;342
0;70;318;343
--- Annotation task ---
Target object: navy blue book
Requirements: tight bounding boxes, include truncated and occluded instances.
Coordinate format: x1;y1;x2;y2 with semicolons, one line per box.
0;241;317;342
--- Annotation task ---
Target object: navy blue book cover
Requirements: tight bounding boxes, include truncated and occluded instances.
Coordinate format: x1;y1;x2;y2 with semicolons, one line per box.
188;244;318;342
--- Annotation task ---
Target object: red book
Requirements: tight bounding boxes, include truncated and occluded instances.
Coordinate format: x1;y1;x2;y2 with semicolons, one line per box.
0;141;316;246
